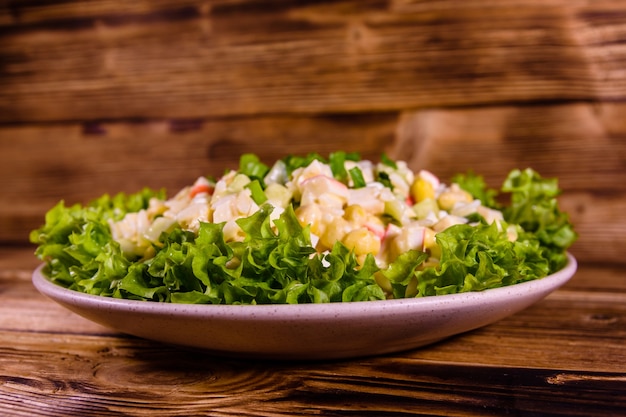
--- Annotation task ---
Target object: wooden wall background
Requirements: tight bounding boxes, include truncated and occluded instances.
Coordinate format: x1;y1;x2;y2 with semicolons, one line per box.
1;0;625;266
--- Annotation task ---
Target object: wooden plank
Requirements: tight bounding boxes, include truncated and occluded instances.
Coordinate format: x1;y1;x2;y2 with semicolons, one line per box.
408;290;626;372
0;247;39;273
1;332;624;416
393;102;625;190
2;1;626;121
1;0;201;24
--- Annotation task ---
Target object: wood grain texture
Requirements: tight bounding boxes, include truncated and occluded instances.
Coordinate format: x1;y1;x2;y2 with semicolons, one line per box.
1;2;625;415
1;248;625;416
2;1;626;121
2;341;624;416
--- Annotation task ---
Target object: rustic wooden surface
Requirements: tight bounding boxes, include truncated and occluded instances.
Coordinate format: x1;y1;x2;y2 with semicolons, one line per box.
1;247;625;416
3;1;626;120
1;0;626;415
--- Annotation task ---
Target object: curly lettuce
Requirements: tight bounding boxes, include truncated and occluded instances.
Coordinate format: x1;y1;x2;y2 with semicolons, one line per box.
455;168;577;273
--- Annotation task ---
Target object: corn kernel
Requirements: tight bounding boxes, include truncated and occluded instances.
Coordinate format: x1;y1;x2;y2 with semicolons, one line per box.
437;186;473;211
295;204;325;236
319;217;350;250
342;227;381;256
344;204;367;225
411;178;435;203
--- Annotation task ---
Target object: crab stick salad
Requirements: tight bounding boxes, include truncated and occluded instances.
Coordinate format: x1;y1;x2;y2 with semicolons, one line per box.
31;153;577;304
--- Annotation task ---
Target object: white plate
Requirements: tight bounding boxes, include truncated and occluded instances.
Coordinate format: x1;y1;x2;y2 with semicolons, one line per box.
32;253;577;360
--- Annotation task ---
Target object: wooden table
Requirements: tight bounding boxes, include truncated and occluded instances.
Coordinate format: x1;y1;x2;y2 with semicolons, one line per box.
2;1;626;415
1;246;624;416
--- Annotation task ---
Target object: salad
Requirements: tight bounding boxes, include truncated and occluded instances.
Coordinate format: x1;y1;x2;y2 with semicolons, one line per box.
30;152;577;304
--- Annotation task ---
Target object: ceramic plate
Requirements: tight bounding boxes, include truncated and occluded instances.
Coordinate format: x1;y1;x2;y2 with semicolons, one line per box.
32;253;576;360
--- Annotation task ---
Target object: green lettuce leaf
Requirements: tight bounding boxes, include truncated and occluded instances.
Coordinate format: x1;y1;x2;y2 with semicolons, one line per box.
29;188;163;291
501;168;577;272
415;222;549;297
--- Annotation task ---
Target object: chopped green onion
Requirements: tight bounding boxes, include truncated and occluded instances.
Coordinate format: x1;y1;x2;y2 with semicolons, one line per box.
377;171;394;190
246;180;268;205
381;153;397;169
349;167;366;188
329;151;361;183
329;152;347;182
282;153;325;176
